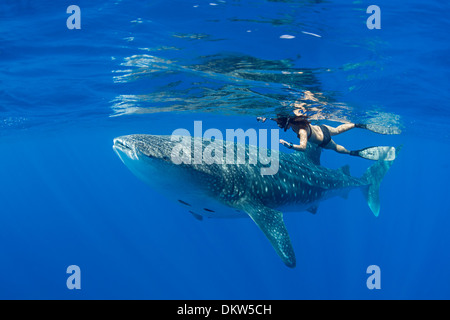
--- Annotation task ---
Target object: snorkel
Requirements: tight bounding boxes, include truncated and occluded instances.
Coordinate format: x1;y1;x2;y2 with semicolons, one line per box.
283;116;291;132
258;115;292;132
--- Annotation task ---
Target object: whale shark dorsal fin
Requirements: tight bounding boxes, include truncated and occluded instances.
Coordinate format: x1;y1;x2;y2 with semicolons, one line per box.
241;202;296;268
290;143;322;165
305;143;322;165
339;165;351;176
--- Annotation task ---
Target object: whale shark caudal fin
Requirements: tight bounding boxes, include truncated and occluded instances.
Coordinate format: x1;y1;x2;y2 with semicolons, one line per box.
241;202;296;268
361;145;402;217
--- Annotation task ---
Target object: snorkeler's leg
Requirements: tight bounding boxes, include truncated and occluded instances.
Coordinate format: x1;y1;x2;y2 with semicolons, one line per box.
324;140;351;155
327;123;357;136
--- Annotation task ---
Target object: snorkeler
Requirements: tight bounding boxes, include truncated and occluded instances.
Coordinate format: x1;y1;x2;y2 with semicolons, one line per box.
257;115;397;161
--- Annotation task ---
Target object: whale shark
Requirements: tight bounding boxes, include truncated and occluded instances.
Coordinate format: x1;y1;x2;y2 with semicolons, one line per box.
113;134;399;268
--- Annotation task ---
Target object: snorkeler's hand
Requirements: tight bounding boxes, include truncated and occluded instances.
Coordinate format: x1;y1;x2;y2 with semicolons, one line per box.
280;139;294;149
257;117;267;123
279;139;288;147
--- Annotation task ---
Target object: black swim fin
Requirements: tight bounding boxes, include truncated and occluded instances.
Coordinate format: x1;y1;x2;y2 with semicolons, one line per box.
351;146;397;161
356;123;401;135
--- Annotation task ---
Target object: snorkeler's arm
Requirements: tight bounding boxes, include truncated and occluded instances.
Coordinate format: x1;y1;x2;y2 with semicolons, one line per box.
280;129;307;151
294;129;308;151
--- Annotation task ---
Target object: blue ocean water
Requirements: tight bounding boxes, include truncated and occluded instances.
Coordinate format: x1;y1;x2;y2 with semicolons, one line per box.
0;0;449;299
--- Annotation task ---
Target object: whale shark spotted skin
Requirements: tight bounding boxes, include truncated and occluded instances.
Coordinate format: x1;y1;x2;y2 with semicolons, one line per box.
113;134;399;268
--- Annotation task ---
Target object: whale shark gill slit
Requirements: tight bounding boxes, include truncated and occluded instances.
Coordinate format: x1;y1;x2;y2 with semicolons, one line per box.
178;200;191;206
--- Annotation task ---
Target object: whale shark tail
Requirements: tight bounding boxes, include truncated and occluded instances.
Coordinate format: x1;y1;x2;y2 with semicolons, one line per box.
361;145;402;217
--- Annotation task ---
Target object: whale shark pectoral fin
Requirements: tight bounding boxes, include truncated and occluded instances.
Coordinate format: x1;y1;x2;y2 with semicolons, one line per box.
242;203;296;268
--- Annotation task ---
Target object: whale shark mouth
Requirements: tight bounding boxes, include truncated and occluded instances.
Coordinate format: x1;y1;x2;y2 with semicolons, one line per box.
114;136;175;165
113;138;132;153
113;137;139;160
113;138;128;151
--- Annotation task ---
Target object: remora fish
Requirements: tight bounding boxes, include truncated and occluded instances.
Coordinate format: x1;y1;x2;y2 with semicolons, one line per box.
113;134;399;268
